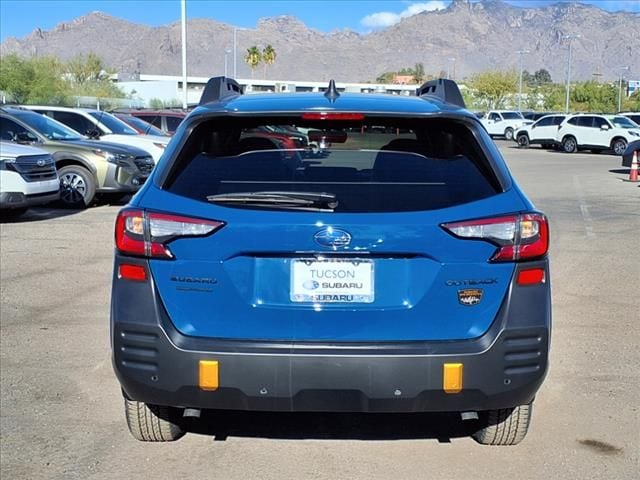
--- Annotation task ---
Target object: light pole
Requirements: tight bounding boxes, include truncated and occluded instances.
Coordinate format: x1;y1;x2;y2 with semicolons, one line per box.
233;27;248;79
224;48;231;77
447;57;456;80
563;34;581;114
516;49;529;112
618;66;630;113
180;0;187;109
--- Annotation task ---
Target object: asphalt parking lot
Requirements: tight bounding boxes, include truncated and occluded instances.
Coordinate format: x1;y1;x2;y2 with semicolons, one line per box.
1;143;638;480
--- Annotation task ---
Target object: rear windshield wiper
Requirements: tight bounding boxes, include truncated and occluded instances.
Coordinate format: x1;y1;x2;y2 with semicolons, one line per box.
207;191;338;211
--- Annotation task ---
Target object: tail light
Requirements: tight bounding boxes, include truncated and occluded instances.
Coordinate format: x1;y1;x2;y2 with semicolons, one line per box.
442;213;549;262
301;112;365;120
115;209;224;259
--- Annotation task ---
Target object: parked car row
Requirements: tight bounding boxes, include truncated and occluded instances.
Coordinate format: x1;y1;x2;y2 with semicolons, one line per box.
479;110;532;140
512;112;640;155
113;109;187;136
23;106;170;162
0;106;157;213
0;141;60;217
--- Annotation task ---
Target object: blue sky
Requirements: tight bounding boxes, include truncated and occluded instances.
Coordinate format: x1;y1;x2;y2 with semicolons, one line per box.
1;0;638;41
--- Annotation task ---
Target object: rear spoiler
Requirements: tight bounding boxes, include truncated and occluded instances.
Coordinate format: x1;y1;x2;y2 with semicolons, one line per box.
416;79;465;109
199;76;243;106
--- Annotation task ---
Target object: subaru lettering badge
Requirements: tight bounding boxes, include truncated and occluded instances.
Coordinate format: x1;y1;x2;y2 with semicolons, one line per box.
314;227;352;249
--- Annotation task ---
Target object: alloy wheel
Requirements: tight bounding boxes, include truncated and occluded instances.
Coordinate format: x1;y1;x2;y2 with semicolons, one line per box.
60;172;87;205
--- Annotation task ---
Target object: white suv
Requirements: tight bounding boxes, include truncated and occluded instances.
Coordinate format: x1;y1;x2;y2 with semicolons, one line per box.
556;114;640;155
23;106;169;162
0;142;59;217
480;111;530;140
515;114;566;149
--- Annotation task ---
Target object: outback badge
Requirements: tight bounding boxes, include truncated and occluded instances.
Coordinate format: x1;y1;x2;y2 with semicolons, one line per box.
458;288;483;306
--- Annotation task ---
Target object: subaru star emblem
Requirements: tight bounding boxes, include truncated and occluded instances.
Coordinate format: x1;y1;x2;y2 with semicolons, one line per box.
37;158;46;167
314;227;352;248
302;280;320;290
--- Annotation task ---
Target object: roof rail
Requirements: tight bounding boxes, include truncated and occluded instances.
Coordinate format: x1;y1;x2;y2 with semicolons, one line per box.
199;76;243;106
416;78;465;109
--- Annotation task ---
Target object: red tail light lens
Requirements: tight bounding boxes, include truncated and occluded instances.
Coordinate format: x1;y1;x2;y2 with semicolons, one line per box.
517;268;546;285
442;213;549;262
118;264;148;282
115;209;224;259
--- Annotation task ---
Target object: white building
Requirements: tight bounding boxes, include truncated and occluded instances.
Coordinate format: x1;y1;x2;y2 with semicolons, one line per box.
114;74;420;107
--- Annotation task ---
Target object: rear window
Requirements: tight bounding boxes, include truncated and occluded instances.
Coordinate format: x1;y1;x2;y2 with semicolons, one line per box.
501;112;524;120
164;116;501;213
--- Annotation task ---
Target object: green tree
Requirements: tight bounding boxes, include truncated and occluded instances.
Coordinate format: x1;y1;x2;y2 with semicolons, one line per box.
66;53;107;86
536;83;565;111
469;70;518;109
244;46;262;78
571;81;617;113
522;70;533;87
623;90;640;111
65;53;124;100
29;56;71;104
0;54;70;104
0;54;33;103
413;63;425;84
262;45;276;79
533;69;552;85
376;72;395;83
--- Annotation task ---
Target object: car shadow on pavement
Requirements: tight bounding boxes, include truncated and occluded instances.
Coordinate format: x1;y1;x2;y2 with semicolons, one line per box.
0;207;83;224
186;410;474;443
0;194;133;223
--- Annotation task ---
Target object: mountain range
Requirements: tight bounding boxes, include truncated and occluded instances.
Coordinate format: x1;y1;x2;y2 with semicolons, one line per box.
1;0;638;83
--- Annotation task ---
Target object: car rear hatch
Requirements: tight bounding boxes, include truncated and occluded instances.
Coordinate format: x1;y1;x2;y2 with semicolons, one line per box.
125;115;539;342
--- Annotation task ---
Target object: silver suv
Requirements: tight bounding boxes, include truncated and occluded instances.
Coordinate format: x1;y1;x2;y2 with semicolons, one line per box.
556;114;640;155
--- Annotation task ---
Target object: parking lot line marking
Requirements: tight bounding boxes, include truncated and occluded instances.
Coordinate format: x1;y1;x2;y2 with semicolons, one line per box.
573;175;595;238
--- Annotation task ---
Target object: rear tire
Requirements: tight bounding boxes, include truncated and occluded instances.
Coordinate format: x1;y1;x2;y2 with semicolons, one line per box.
124;398;185;442
472;402;533;446
562;136;578;153
58;165;96;208
504;128;514;141
516;134;530;148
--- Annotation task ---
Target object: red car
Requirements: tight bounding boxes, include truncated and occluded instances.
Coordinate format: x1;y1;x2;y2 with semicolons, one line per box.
114;113;169;137
126;110;187;136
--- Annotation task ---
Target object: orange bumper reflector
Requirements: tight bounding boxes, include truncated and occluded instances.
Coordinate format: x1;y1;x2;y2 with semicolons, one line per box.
199;360;219;391
517;268;546;285
118;264;147;282
443;363;463;394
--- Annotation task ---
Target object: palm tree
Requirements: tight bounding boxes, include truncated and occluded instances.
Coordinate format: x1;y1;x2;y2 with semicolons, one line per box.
244;46;262;78
262;45;277;79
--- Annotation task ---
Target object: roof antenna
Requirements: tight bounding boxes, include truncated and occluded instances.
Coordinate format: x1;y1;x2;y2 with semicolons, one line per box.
324;80;340;101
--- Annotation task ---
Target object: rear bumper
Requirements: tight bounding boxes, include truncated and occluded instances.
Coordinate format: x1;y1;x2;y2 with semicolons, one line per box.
113;321;548;413
112;255;551;413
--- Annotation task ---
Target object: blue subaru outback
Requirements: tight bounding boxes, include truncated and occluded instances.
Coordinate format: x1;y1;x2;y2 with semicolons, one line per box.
111;78;550;445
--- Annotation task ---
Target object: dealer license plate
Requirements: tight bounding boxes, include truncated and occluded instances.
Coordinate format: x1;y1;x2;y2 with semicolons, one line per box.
290;259;374;303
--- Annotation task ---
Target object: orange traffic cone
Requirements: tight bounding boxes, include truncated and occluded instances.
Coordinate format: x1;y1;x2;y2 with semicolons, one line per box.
628;151;639;183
